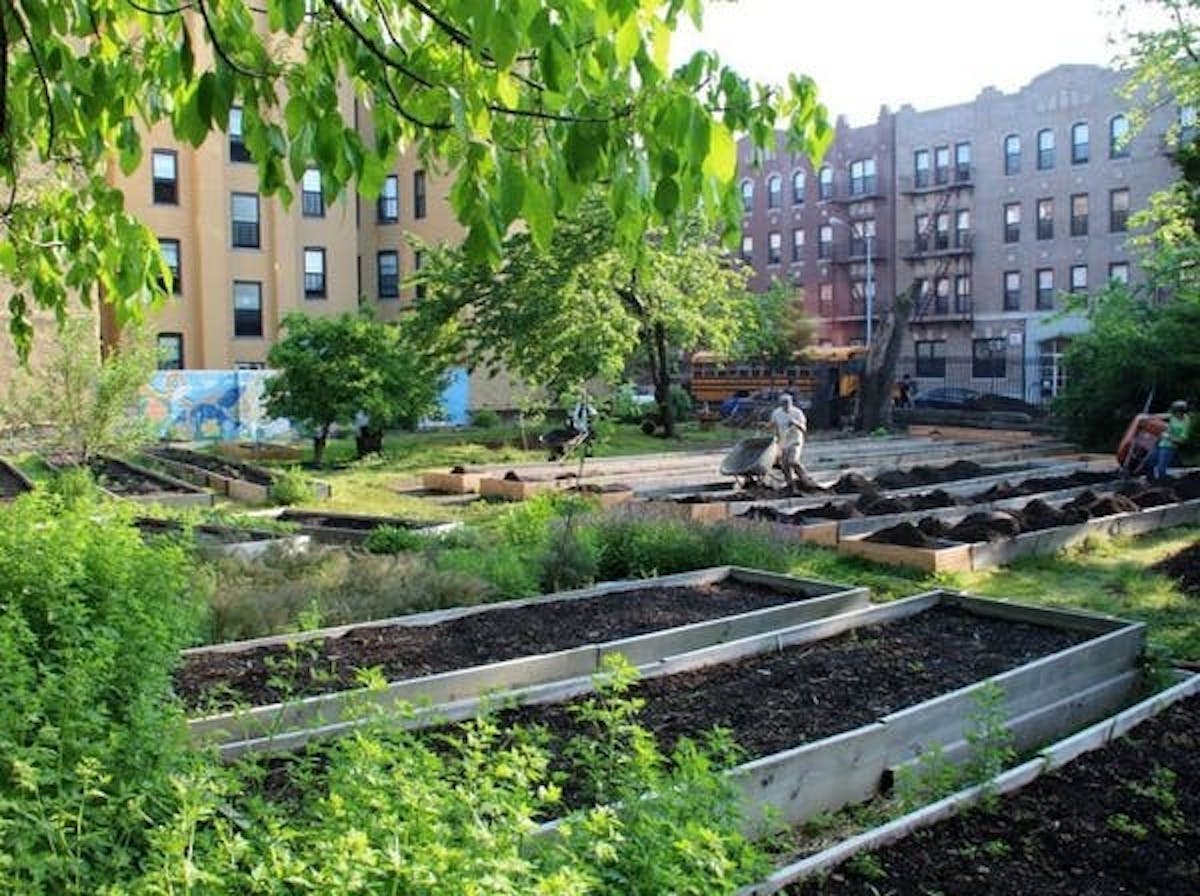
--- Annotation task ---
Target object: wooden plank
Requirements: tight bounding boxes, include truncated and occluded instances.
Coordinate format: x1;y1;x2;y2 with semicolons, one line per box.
421;471;483;494
478;477;562;500
838;534;973;573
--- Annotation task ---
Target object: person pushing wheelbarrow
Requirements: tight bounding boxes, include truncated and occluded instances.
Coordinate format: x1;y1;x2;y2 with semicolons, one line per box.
769;393;809;493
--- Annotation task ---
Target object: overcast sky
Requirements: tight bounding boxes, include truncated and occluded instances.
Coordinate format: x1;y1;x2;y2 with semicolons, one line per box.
672;0;1169;125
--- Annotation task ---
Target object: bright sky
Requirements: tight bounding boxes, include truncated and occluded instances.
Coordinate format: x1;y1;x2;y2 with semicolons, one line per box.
672;0;1167;126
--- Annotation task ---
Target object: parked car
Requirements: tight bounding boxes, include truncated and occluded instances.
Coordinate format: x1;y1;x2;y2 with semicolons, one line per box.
911;387;981;410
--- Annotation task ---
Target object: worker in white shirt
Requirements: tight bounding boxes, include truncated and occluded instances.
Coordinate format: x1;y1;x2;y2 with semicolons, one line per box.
769;393;808;492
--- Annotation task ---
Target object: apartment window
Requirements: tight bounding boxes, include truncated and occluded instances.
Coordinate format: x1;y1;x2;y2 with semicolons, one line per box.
233;281;263;337
228;107;251;163
933;145;950;184
1109;114;1130;158
378;175;399;222
850;280;867;315
234;361;266;371
414;249;426;300
955;274;972;312
914;277;930;307
1036;197;1054;240
1110;188;1130;232
955;141;971;180
1036;268;1054;310
767;174;782;209
151;150;178;204
157;333;183;371
818;224;833;259
1004;202;1021;243
914;214;930;252
1070;193;1089;236
1037;128;1055;169
1004;134;1021;175
791;170;805;204
231;193;260;248
955;209;971;248
1070;264;1088;294
850;219;875;258
914;149;931;187
301;168;324;217
818;165;833;200
915;339;946;378
817;283;833;315
934;212;950;250
413;169;427;219
159;238;181;295
377;250;399;299
1109;262;1130;285
768;231;782;264
791;227;805;262
1003;270;1021;310
934;276;951;314
740;235;754;262
849;158;876;196
1071;122;1090;164
303;247;327;298
972;338;1007;379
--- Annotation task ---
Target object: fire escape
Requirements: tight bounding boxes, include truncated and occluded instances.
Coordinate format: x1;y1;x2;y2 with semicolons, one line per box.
898;157;974;327
828;168;887;341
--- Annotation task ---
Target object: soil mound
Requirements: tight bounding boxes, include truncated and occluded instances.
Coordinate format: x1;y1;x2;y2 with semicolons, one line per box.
804;501;862;520
864;522;936;548
1014;498;1086;532
1083;494;1140;518
1151;540;1200;598
857;496;912;515
917;517;951;538
503;470;522;481
1170;471;1200;501
832;472;875;495
872;469;919;489
450;465;467;474
1130;486;1181;508
911;489;963;511
969;481;1020;501
946;511;1022;543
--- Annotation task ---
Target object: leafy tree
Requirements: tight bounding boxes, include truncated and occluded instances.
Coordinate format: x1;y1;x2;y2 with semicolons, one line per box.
1;316;157;463
737;278;816;388
0;1;830;359
415;197;752;436
264;312;446;464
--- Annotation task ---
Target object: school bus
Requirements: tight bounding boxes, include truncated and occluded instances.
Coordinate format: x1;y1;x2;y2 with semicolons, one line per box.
683;347;866;405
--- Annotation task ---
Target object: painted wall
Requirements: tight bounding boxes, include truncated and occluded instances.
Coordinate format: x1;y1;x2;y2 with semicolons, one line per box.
143;368;469;442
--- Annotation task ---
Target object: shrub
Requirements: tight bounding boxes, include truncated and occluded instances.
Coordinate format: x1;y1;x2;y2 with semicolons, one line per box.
363;524;428;554
46;464;102;507
270;466;314;505
0;494;205;893
470;408;501;428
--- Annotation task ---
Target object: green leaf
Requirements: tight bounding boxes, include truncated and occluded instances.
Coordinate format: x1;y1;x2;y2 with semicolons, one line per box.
499;158;525;223
522;176;553;247
703;122;735;180
653;176;679;217
615;16;640;68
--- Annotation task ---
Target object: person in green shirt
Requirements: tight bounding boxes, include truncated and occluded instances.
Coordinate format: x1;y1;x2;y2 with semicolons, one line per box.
1151;400;1192;481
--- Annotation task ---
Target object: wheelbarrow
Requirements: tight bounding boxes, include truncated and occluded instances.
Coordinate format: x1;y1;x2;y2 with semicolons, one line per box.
540;425;593;461
720;436;783;489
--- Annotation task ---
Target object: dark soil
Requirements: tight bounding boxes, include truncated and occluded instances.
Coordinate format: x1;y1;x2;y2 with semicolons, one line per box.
567;483;634;495
81;456;199;495
134;517;275;546
450;465;468;474
485;606;1088;785
865;522;940;548
966;469;1117;502
177;581;832;711
0;461;31;500
150;445;274;486
277;510;429;532
1151;540;1200;598
786;693;1200;896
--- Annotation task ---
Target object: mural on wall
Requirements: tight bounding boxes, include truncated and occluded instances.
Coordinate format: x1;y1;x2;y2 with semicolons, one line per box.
143;369;469;442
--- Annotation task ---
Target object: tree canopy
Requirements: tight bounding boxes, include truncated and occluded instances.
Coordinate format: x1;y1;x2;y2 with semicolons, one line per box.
0;0;831;358
413;195;752;435
264;311;446;464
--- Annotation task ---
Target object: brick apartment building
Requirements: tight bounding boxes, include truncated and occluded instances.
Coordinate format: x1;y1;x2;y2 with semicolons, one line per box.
737;64;1182;404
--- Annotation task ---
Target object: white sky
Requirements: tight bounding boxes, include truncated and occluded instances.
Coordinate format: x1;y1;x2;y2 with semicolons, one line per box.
672;0;1168;126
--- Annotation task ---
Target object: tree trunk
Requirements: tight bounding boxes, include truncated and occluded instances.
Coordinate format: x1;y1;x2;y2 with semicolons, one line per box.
649;321;675;438
312;425;329;467
857;286;916;432
355;426;384;458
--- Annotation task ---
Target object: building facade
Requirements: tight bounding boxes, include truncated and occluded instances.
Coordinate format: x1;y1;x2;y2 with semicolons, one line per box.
737;64;1181;404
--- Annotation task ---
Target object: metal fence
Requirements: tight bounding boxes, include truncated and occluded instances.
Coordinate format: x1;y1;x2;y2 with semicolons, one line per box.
894;354;1067;413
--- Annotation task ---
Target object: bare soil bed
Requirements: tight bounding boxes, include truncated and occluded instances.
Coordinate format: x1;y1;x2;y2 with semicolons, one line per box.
1152;540;1200;598
492;606;1088;765
276;509;430;531
0;460;31;500
786;693;1200;895
863;474;1200;548
81;456;198;496
134;517;277;547
177;581;833;711
150;445;275;486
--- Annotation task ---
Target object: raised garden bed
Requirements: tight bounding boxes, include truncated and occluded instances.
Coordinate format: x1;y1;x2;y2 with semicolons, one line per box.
421;466;483;494
0;458;33;501
273;509;457;545
46;455;214;507
478;471;563;500
183;567;870;750
147;445;331;502
840;475;1200;572
767;673;1200;895
133;517;310;559
246;590;1144;834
